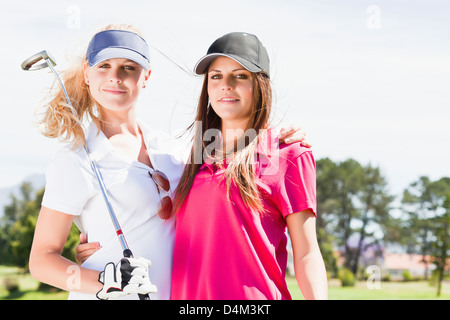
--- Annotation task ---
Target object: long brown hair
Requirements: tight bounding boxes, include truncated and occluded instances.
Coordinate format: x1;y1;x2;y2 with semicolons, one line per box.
174;70;272;212
36;24;145;149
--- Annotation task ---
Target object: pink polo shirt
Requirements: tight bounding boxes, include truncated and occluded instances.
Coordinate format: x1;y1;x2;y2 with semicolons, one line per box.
171;131;316;300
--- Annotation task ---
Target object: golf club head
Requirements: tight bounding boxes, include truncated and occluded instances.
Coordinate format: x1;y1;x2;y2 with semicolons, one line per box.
21;50;57;71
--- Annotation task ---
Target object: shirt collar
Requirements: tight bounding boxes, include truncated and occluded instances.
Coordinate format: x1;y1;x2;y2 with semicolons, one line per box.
199;128;279;172
84;120;161;163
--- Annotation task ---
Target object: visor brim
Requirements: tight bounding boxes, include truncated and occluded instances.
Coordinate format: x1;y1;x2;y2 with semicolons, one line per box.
88;47;150;71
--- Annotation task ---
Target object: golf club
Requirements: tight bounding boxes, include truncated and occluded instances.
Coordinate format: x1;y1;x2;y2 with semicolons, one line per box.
21;50;150;300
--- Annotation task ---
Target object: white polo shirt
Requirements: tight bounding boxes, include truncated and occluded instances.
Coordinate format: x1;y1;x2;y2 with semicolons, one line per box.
42;121;187;300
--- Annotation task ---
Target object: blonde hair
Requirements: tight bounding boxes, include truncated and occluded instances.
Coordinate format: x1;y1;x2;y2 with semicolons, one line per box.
37;24;145;149
174;72;272;213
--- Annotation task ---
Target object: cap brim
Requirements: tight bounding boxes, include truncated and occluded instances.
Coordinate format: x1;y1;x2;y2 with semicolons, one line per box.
89;47;150;71
194;53;263;75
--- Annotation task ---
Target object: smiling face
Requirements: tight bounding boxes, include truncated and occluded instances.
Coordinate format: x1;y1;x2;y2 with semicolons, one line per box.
83;58;150;114
207;56;254;130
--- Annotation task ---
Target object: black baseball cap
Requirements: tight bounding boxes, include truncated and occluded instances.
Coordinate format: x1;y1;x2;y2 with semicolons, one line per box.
194;32;270;78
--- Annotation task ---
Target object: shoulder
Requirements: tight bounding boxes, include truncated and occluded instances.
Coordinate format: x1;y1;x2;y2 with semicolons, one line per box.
46;144;92;179
257;127;313;161
278;142;314;163
51;144;88;166
43;145;97;215
255;142;314;181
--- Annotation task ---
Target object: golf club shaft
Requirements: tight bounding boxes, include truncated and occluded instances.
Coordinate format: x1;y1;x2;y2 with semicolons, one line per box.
46;59;72;107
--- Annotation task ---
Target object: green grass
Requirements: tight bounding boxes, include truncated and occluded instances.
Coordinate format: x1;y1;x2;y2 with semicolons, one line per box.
0;265;68;300
2;266;448;300
287;276;450;300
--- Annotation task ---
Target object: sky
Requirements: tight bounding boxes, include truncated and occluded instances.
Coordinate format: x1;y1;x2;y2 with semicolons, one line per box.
0;0;449;199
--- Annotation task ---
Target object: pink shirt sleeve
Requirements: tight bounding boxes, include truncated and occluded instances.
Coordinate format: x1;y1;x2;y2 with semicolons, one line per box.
278;149;317;218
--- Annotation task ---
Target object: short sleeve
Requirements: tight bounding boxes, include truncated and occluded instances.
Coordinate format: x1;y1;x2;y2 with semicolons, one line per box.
41;150;96;215
278;149;317;218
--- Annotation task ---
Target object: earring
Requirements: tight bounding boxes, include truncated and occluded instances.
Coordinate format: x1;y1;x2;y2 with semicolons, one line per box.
142;82;147;89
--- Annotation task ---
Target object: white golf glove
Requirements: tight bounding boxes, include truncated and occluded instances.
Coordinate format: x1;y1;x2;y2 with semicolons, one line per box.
96;257;157;300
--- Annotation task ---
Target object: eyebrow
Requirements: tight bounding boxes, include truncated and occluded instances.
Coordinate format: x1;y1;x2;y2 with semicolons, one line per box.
208;68;248;73
100;59;139;65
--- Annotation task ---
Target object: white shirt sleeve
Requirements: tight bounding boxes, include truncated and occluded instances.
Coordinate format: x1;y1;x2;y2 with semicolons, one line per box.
41;149;96;216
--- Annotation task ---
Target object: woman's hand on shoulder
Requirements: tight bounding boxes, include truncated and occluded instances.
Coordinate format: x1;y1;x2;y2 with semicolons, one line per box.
278;125;311;147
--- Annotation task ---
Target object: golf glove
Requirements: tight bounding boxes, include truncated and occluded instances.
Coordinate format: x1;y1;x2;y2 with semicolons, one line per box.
96;257;157;300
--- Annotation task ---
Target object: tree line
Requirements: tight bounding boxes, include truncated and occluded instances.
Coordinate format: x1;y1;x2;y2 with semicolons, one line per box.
315;158;449;296
0;157;448;295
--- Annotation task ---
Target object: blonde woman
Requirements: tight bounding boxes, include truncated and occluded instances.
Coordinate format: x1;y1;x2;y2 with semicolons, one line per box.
29;25;184;300
171;32;328;300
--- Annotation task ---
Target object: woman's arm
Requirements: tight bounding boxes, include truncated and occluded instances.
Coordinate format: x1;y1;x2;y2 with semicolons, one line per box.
29;206;102;294
286;210;328;300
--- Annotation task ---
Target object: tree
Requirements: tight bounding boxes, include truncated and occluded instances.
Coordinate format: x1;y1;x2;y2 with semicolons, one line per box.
402;176;434;257
316;158;394;277
427;178;450;296
0;182;35;266
433;191;449;297
350;164;393;276
401;176;450;291
0;182;79;269
402;177;445;278
318;159;364;272
315;158;339;277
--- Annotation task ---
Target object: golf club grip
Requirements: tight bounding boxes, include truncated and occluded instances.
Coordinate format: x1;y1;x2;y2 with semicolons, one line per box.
123;249;151;300
140;293;151;301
